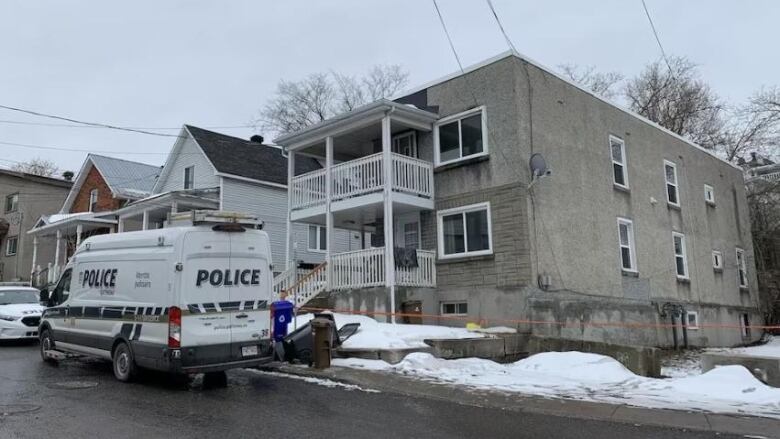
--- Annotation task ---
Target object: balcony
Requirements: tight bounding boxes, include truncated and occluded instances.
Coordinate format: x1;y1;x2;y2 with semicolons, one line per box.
290;152;434;214
330;247;436;290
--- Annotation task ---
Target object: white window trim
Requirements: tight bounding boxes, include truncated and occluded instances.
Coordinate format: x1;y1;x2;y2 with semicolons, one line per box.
440;301;468;316
437;201;493;260
5;193;18;213
5;236;18;256
664;160;680;207
617;217;637;273
736;247;748;288
184;165;195;189
433;106;489;167
88;188;98;212
686;311;699;330
610;135;629;189
704;184;715;205
672;231;689;279
712;250;723;270
307;225;327;253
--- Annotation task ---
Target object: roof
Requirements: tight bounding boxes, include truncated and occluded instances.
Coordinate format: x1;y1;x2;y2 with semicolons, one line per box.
88;154;160;198
185;125;321;185
0;168;72;188
391;50;742;171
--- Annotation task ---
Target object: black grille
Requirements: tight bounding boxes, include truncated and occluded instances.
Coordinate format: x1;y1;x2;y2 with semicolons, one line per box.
21;316;40;327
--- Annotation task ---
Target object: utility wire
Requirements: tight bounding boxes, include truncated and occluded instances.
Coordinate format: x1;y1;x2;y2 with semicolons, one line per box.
0;119;251;130
432;0;464;70
485;0;517;53
640;0;675;75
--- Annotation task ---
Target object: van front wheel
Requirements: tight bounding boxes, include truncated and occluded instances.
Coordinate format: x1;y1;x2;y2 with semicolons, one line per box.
112;342;136;382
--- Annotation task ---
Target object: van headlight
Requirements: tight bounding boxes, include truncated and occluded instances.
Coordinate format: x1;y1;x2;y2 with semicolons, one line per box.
0;314;18;322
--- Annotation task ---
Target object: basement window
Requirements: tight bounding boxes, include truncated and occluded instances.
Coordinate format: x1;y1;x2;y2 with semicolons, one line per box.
740;313;751;338
685;311;699;330
441;302;468;316
434;107;488;166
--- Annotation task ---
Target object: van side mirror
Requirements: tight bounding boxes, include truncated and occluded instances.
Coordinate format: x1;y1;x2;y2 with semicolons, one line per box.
39;289;50;306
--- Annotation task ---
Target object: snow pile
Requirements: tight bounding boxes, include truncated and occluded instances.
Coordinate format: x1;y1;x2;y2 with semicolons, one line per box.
333;351;780;418
289;312;485;350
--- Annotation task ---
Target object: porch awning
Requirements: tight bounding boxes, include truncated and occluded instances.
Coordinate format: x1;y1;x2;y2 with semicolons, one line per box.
27;212;117;237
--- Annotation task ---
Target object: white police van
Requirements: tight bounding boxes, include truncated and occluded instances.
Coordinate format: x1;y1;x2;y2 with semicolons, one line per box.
39;211;274;382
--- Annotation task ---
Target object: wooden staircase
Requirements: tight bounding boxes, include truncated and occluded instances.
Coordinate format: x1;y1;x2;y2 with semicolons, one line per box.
273;262;328;308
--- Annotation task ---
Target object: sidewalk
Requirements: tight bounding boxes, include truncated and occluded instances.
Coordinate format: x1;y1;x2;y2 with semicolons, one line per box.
260;362;780;438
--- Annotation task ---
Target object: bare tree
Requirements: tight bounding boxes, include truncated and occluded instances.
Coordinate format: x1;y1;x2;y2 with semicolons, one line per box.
256;65;409;137
558;64;624;100
11;157;58;177
624;56;725;150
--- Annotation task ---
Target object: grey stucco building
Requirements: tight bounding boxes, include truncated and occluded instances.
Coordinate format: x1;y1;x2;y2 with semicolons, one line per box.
275;51;761;348
0;169;71;283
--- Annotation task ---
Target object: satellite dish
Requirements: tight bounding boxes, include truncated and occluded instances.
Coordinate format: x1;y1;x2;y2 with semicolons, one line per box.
529;153;551;178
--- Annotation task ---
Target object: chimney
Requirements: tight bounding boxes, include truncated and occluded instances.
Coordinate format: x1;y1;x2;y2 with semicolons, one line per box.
62;171;74;181
250;135;264;144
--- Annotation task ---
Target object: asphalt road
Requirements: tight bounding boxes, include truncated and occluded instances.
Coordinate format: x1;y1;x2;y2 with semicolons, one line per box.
0;341;737;439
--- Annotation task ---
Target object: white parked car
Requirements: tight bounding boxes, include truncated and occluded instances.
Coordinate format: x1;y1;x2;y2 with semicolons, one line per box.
0;286;44;340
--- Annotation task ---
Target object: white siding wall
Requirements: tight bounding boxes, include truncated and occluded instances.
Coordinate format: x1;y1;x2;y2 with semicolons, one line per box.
157;136;220;193
220;178;353;270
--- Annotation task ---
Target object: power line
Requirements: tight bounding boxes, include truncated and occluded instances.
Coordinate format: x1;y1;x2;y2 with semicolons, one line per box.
485;0;517;53
0;119;251;130
640;0;675;75
432;0;464;71
0;139;183;155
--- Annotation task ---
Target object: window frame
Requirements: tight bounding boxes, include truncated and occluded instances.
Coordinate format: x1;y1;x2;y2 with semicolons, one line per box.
433;106;489;167
4;192;19;213
5;235;18;256
685;311;699;330
183;165;195;190
712;250;723;271
740;313;751;338
609;135;629;189
440;301;468;316
616;217;637;273
307;225;327;253
664;160;680;207
672;231;689;279
437;202;493;260
704;184;715;205
736;247;748;288
88;188;98;212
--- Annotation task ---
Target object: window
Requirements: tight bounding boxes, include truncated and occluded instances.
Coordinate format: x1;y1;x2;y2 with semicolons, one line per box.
88;189;98;212
740;313;751;338
736;248;748;288
184;166;194;189
672;232;688;279
617;218;637;272
441;302;468;316
50;268;72;306
686;311;699;330
392;132;417;158
610;136;628;189
712;250;723;270
664;160;680;206
704;184;715;205
4;193;18;213
437;202;492;259
434;107;487;166
308;225;326;252
5;236;18;256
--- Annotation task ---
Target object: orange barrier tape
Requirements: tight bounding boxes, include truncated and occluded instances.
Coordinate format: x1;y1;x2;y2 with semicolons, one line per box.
299;306;780;332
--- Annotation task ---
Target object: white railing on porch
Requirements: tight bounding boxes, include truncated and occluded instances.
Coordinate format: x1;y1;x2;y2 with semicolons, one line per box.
395;249;436;287
331;247;386;289
290;153;433;210
290;169;326;210
281;262;328;308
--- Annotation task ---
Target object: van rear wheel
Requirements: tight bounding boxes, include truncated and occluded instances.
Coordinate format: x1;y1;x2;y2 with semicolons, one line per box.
112;342;136;382
39;329;57;364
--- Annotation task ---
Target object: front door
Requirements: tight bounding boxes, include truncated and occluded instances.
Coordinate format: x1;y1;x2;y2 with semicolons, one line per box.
392;132;417;158
394;212;420;250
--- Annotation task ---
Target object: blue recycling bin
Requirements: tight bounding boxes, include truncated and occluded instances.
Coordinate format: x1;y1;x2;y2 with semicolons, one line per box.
272;300;294;342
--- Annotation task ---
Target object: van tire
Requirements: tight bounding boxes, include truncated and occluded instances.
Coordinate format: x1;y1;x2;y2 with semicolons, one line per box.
203;371;228;388
39;329;57;364
112;342;137;382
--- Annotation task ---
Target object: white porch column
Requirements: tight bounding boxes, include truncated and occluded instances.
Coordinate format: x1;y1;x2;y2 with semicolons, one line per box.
285;150;295;270
171;201;178;214
142;210;150;230
30;236;38;281
381;115;396;323
76;224;83;246
54;230;62;274
118;216;126;233
325;137;334;290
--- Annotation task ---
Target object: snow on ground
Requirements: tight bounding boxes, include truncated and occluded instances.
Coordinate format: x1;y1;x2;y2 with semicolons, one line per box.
248;369;380;393
289;312;485;350
661;350;703;378
709;336;780;358
333;351;780;418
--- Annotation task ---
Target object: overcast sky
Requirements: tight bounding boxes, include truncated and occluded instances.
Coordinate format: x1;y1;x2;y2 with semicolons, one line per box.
1;0;778;174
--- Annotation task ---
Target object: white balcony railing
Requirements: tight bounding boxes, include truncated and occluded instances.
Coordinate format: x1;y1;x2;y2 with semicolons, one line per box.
290;153;433;210
330;247;435;290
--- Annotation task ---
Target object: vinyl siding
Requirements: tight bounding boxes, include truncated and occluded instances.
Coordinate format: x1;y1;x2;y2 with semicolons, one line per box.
220;178;353;270
157;136;219;192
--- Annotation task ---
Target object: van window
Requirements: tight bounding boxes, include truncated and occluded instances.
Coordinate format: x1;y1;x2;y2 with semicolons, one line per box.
51;269;72;305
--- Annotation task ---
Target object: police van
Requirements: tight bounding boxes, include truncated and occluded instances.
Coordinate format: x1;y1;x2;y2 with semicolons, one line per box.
39;211;274;382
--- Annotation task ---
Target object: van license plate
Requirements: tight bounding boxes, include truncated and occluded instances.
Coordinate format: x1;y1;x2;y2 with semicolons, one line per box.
241;345;258;357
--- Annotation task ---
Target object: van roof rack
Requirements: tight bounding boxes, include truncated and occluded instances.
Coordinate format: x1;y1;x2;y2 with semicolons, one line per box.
168;210;263;229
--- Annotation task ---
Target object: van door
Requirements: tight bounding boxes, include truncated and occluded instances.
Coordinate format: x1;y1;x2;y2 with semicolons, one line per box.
180;231;231;360
228;231;272;358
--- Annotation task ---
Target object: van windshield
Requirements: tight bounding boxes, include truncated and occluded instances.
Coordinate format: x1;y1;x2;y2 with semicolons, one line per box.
0;290;39;305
